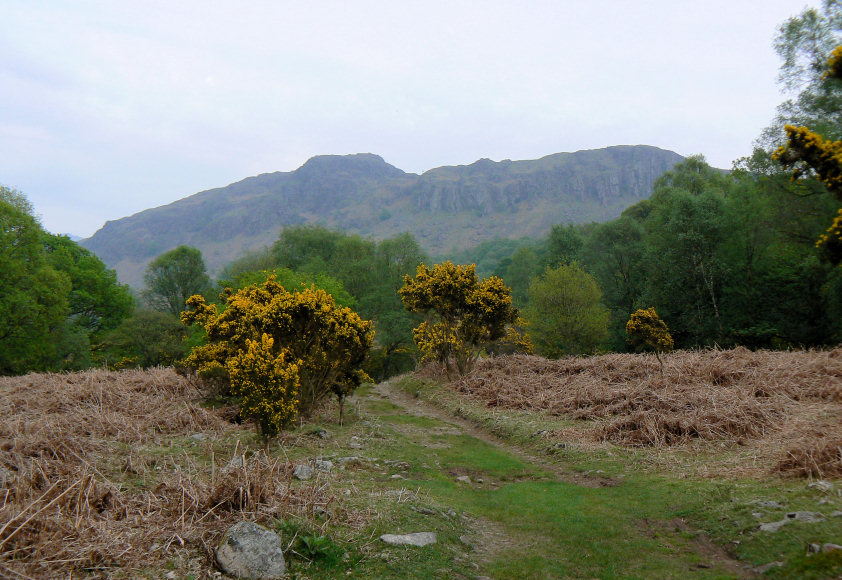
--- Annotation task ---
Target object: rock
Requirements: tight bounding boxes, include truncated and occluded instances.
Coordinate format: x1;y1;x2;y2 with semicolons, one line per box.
831;511;842;517
349;441;363;449
411;507;436;515
380;532;437;547
216;521;286;579
755;500;784;509
314;459;333;472
222;455;246;474
455;475;472;484
752;512;764;519
808;480;835;493
787;511;825;522
190;433;209;441
335;456;366;466
808;543;822;554
390;474;405;480
758;519;790;533
293;465;314;481
752;561;784;573
823;543;842;552
315;428;330;439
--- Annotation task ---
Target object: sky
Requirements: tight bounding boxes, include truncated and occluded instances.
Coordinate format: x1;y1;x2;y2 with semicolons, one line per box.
0;0;816;238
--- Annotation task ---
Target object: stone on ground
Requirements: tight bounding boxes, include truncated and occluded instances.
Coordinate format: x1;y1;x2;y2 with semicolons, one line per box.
380;532;437;547
216;521;286;579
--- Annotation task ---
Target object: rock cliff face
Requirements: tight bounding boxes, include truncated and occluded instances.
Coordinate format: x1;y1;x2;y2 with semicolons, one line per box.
81;146;684;286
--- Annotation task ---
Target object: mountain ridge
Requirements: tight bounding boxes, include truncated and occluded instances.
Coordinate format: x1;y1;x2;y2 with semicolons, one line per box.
81;145;685;286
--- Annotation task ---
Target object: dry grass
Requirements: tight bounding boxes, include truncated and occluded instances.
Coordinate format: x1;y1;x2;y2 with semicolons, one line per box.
449;348;842;476
0;368;336;579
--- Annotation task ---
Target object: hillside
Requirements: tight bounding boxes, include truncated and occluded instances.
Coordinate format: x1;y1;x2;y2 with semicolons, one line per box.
81;145;684;286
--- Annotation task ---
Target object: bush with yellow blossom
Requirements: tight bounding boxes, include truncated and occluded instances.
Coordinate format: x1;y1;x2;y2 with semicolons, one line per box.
399;261;523;377
181;276;373;431
626;307;674;375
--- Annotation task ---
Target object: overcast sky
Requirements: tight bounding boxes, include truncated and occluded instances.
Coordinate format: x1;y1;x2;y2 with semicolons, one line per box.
1;1;814;238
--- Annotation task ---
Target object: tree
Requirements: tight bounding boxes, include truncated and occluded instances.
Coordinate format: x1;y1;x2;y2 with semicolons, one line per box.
398;261;518;377
641;158;727;346
99;308;189;368
143;245;211;316
524;263;609;358
545;224;583;268
44;233;133;338
0;187;70;375
626;307;674;375
181;277;373;425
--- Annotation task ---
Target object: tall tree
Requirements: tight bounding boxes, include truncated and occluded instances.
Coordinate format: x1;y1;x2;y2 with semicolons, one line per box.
143;245;210;316
0;187;70;375
524;263;609;357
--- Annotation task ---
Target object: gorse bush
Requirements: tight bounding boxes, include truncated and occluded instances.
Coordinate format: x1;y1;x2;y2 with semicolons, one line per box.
626;307;673;375
181;276;373;434
399;261;522;376
226;334;300;439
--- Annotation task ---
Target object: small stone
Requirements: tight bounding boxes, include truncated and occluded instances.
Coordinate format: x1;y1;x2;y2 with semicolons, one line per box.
222;455;246;474
752;561;784;573
758;519;790;532
755;500;784;509
831;511;842;517
787;511;825;522
166;572;178;579
808;480;835;493
384;460;411;471
216;521;286;579
459;535;473;547
335;456;366;466
752;512;764;519
349;441;363;449
808;543;822;554
316;429;330;439
314;459;333;472
190;433;208;441
293;464;314;480
380;532;437;547
823;543;842;553
411;507;436;515
390;474;405;480
455;475;471;484
344;489;351;496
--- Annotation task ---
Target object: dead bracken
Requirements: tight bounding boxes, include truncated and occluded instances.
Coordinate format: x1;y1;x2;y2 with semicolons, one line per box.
0;367;338;579
450;348;842;475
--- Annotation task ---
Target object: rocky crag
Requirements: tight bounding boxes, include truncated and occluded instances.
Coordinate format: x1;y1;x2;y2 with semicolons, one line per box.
81;145;683;286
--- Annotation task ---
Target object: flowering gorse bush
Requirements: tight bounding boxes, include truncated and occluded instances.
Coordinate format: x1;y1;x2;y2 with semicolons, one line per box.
227;333;300;439
626;307;674;375
181;276;373;434
399;261;522;377
774;45;842;266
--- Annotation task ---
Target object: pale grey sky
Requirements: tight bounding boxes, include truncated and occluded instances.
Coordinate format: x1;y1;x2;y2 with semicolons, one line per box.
1;1;814;237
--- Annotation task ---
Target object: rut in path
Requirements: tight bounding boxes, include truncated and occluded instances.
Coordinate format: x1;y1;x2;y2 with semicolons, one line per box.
371;379;755;579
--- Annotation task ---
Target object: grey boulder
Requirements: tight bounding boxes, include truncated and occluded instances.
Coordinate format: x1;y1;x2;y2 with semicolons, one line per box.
216;521;286;579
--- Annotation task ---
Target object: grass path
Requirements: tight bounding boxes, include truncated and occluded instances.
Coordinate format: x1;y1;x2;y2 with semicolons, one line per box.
356;379;753;579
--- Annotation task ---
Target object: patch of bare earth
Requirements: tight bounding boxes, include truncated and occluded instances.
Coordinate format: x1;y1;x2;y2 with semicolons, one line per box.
447;348;842;478
0;368;339;579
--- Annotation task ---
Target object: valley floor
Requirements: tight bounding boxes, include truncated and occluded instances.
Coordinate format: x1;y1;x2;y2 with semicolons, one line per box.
2;350;842;578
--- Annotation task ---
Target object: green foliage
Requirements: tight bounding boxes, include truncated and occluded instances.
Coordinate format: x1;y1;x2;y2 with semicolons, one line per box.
98;308;189;368
182;276;374;424
219;266;356;309
0;186;132;375
143;245;211;316
545;223;584;268
399;261;520;376
524;263;609;357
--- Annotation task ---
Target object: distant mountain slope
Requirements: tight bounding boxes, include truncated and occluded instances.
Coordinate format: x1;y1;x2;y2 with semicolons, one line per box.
81;146;684;286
